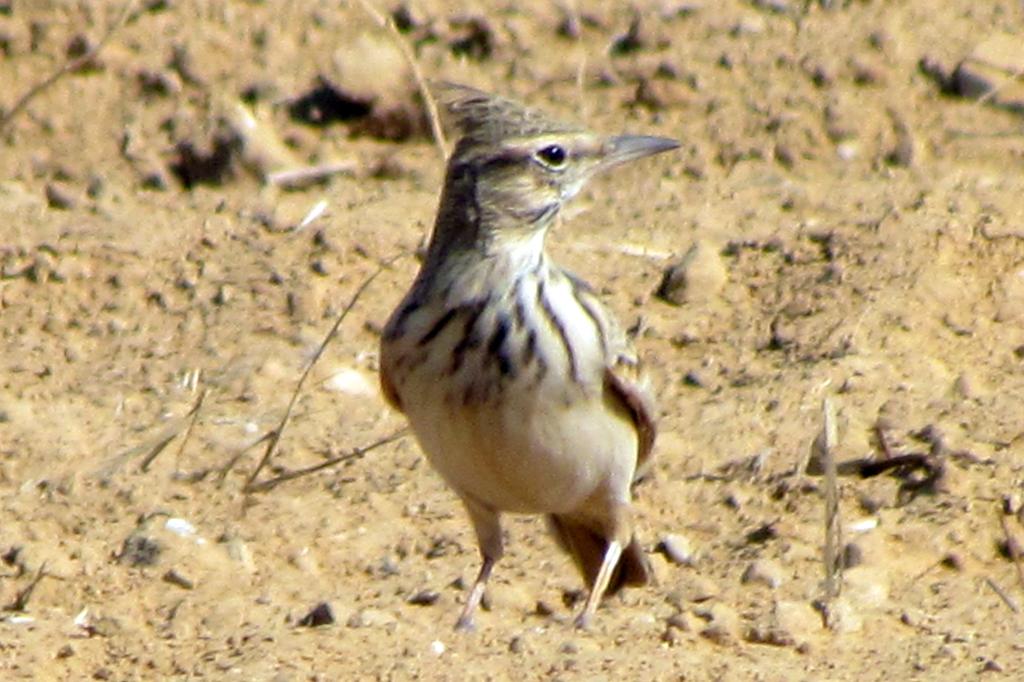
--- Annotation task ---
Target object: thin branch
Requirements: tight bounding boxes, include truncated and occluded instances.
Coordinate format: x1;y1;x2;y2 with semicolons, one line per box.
94;417;188;480
821;397;842;601
4;562;50;612
215;431;275;487
170;388;209;472
246;428;407;493
0;0;136;133
242;254;402;493
985;576;1020;613
354;0;448;162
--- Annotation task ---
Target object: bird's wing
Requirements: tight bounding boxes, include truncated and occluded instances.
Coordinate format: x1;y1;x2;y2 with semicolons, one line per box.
604;351;657;483
564;270;657;481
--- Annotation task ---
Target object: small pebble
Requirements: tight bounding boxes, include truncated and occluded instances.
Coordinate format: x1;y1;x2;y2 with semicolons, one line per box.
696;603;741;644
952;34;1024;110
851;57;886;85
682;370;708;388
656;533;697;566
847;517;879;533
534;600;556;616
741;559;784;588
656;240;727;305
45;182;77;210
299;602;335;627
508;635;527;654
325;368;376;397
407;590;440;606
666;611;695;632
981;659;1004;673
836;142;859;161
840;542;864;569
212;284;232;305
940;552;964;571
162;569;195;590
117;534;161;567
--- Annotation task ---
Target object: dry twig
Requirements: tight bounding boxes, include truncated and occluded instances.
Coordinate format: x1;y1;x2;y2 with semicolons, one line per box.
141;388;208;472
985;576;1020;613
4;562;50;612
245;428;407;493
354;0;448;162
820;397;842;601
242;255;401;492
216;431;275;487
95;417;187;480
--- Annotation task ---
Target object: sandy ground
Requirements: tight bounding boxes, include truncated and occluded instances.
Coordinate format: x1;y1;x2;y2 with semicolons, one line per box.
2;1;1024;679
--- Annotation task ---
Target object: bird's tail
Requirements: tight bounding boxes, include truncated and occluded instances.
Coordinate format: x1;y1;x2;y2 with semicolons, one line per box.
546;514;651;596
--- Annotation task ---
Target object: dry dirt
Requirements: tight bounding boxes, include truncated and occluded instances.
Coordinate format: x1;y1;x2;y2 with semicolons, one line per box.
2;1;1024;680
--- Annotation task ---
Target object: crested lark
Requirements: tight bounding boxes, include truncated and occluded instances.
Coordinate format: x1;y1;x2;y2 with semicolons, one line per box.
380;86;678;629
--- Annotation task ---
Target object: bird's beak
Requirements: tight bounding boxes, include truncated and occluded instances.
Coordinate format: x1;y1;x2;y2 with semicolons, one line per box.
600;135;680;170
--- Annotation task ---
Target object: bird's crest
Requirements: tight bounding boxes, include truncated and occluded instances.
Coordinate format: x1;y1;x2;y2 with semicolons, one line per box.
435;83;582;149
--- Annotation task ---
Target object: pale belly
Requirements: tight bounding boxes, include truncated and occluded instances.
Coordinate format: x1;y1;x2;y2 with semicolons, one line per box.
402;381;638;515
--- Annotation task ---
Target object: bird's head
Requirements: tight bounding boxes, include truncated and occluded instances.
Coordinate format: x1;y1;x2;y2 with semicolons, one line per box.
434;85;678;250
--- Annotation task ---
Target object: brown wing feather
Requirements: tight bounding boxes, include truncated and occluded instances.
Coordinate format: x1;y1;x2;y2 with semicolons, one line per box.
564;270;657;481
604;360;657;483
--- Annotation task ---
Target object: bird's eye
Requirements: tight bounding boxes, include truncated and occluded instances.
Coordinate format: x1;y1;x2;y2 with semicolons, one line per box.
536;144;567;167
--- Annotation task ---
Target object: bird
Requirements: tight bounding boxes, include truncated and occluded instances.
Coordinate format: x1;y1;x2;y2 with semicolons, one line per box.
379;84;678;629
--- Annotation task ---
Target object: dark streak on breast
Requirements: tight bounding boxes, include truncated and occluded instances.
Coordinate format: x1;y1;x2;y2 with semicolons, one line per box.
487;313;514;377
417;307;459;346
536;278;579;384
384;299;421;341
449;297;490;374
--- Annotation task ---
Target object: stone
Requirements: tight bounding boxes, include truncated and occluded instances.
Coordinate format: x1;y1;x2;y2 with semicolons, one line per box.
741;559;785;589
45;182;77;210
298;602;335;627
696;603;741;644
162;569;195;590
117;534;161;567
406;590;440;606
952;33;1024;111
656;533;697;566
656;240;727;305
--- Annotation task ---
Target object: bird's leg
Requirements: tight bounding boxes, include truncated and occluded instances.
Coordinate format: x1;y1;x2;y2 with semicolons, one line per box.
456;554;494;631
573;539;622;629
455;496;503;631
574;502;631;629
